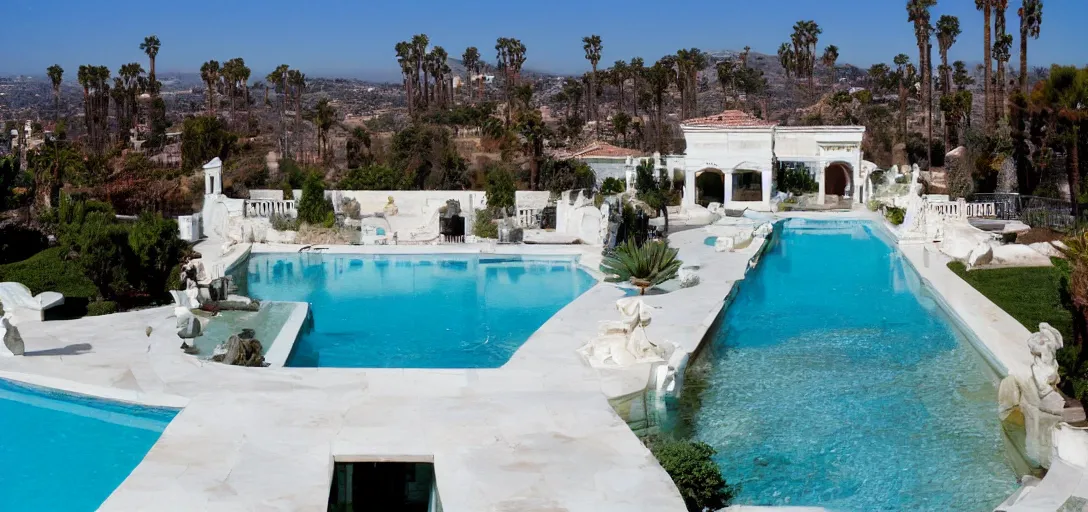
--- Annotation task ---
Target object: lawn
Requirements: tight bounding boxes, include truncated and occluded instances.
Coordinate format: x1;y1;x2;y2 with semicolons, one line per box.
947;258;1073;342
0;247;98;318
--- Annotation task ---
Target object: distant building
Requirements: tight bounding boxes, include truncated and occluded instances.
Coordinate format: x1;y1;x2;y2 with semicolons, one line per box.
553;141;646;185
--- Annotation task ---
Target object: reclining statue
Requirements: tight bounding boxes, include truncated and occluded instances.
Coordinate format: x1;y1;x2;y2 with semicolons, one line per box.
578;297;674;368
998;323;1069;468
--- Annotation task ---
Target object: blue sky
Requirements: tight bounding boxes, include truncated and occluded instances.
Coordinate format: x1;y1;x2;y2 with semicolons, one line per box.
4;0;1086;82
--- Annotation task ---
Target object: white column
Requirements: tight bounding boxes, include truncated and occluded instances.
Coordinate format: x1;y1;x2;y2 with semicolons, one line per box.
683;165;697;207
817;160;827;205
761;169;773;206
722;171;733;204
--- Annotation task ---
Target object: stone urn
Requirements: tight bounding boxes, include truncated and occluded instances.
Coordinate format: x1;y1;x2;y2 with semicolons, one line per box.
630;278;652;295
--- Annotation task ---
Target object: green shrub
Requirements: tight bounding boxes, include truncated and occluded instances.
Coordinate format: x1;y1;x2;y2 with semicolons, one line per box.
128;212;185;301
166;264;182;291
866;199;882;212
86;300;118;316
269;212;300;231
322;211;336;229
485;166;516;211
473;209;498;239
74;216;133;300
885;206;906;225
296;173;334;225
775;162;818;195
0;247;97;299
338;165;409;190
600;177;626;195
649;439;734;512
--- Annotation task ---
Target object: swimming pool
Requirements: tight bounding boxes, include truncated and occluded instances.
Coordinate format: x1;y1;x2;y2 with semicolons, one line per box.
236;253;597;368
679;219;1018;510
0;378;177;511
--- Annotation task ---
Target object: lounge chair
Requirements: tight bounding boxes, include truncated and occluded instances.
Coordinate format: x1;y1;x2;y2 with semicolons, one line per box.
0;282;64;322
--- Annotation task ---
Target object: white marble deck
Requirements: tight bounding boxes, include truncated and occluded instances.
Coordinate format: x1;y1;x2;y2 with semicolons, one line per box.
0;231;769;511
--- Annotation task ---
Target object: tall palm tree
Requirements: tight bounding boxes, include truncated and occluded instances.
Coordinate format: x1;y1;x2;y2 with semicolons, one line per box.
46;64;63;125
266;64;290;153
287;69;306;159
200;60;220;114
313;98;336;162
1018;0;1043;95
612;60;629;113
894;54;914;142
517;108;548;190
993;0;1011;120
495;37;526;127
908;0;936;166
1040;66;1088;215
139;35;161;94
686;49;707;117
461;46;480;104
778;43;795;80
740;46;752;68
411;34;430;109
977;0;994;127
646;60;672;153
582;35;603;136
821;45;839;86
716;60;736;109
937;15;962;150
629;57;644;116
395;42;415;114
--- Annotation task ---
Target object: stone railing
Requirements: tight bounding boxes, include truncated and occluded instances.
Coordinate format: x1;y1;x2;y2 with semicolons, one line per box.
926;198;996;221
244;199;296;218
516;208;540;228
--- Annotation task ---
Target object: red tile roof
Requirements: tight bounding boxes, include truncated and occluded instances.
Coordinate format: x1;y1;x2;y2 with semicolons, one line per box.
682;110;777;128
565;141;644;159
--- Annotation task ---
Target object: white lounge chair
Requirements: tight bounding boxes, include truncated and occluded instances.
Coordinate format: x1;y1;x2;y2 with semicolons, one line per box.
0;282;64;322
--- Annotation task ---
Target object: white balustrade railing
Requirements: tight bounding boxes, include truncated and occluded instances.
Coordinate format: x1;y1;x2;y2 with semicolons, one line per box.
244;199;297;218
517;208;540;228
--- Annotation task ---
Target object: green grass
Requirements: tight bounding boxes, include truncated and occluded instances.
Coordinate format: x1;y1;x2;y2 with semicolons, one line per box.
947;258;1073;341
0;247;98;318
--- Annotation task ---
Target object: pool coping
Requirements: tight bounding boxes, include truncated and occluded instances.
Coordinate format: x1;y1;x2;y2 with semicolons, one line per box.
262;301;310;368
0;369;189;409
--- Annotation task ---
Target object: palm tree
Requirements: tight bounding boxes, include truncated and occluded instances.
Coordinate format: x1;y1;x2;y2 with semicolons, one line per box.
313;98;336;162
582;35;603;136
1040;66;1088;215
612;111;631;146
778;43;795;80
821;45;839;87
516;107;548;190
395;42;415;114
46;65;63;125
495;37;527;127
646;60;672;153
200;60;220;114
266;64;289;154
139;35;160;94
601;238;681;295
1018;0;1043;95
894;54;914;142
686;49;708;117
993;0;1011;120
287;69;306;160
461;46;480;104
629;57;644;116
716;60;736;109
908;0;936;167
740;46;752;68
977;0;994;127
411;34;430;109
612;60;629;113
937;15;962;151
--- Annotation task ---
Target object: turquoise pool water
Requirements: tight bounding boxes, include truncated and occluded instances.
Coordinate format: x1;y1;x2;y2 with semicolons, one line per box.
236;253;596;368
0;378;177;511
682;219;1018;510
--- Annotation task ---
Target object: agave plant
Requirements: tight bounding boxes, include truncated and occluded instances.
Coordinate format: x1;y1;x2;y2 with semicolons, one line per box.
601;239;682;295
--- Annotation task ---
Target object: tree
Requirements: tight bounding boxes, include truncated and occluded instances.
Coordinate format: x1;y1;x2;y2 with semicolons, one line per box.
645;61;672;153
266;64;290;153
1018;0;1043;95
461;46;480;104
127;212;184;300
200;60;220;114
485;165;516;210
649;439;734;512
716;60;736;109
395;42;415;114
495;37;527;127
612;111;631;146
46;64;63;125
180;116;236;171
517;108;549;190
139;35;161;94
338;164;407;190
1039;65;1088;215
893;54;915;142
778;43;795;80
629;57;645;117
993;0;1012;121
538;158;595;194
582;35;603;136
345;127;373;168
937;15;962;151
287;69;306;159
977;0;994;127
296;173;333;225
612;60;629;113
411;34;431;109
908;0;937;168
74;215;131;300
313;98;336;162
821;45;839;86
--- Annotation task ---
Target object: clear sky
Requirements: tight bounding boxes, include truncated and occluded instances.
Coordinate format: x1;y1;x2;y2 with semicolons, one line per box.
4;0;1086;82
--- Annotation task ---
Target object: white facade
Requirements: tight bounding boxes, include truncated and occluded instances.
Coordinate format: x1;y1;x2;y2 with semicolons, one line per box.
677;121;865;211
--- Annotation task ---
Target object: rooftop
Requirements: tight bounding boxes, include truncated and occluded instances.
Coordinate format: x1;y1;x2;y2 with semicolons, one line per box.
681;109;778;129
558;141;645;160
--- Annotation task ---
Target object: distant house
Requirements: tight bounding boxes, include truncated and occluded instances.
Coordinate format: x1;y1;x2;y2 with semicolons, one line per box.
553;141;646;185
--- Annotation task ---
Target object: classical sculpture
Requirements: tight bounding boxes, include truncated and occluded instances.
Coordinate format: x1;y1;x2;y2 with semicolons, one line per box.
578;297;674;368
998;323;1069;468
383;196;399;216
0;314;25;357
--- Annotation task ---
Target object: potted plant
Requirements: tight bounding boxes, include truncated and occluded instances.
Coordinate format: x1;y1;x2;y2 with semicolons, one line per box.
601;239;682;295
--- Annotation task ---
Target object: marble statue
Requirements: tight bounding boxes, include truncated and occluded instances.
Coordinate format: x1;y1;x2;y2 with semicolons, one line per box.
0;314;24;356
383;196;399;216
578;297;674;368
998;323;1069;468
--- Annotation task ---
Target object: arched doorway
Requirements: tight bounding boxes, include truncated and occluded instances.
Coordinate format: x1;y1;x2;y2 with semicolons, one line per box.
824;162;852;198
695;169;725;206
